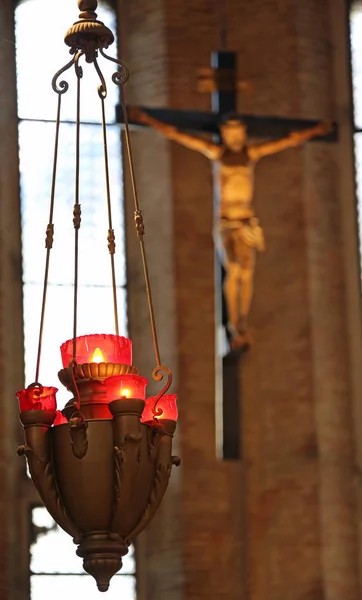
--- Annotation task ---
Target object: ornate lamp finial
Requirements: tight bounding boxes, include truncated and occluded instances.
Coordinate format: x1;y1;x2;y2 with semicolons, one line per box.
78;0;98;20
65;0;114;61
78;0;98;9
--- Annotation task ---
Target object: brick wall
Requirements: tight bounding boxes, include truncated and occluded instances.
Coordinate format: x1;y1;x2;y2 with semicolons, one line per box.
0;2;28;599
119;0;243;598
237;0;361;598
119;0;362;598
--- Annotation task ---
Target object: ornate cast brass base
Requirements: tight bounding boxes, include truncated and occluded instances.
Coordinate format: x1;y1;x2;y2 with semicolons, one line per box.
77;533;128;592
58;362;138;387
18;1;179;588
64;0;114;62
17;397;180;591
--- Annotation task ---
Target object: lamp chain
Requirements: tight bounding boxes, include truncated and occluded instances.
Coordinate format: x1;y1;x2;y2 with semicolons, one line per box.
34;31;165;385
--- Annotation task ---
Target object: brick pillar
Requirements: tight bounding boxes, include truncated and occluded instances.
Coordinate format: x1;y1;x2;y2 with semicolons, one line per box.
119;1;243;600
117;3;184;600
329;0;362;589
0;2;28;599
119;0;362;599
234;0;362;598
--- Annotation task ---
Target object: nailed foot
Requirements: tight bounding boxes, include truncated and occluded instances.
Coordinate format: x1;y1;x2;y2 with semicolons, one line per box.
230;329;252;353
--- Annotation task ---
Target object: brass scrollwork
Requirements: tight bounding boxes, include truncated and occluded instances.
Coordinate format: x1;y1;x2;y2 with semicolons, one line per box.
74;51;84;80
99;49;130;86
94;54;107;99
52;56;77;95
152;365;173;419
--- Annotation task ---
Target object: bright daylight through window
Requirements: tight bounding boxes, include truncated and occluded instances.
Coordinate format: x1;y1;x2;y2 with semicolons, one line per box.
15;0;135;597
351;1;362;262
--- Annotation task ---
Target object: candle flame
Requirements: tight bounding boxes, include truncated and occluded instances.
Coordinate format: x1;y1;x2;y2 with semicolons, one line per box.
91;347;105;363
120;388;131;398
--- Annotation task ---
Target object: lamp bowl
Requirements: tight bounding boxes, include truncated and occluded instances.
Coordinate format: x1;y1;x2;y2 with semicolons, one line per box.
18;404;179;591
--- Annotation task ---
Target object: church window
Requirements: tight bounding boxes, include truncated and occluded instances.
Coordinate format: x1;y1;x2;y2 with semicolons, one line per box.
15;0;135;597
350;1;362;261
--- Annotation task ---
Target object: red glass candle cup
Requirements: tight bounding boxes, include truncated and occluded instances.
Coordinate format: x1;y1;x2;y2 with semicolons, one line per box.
16;386;58;412
53;410;68;426
105;374;148;402
141;394;178;423
60;334;132;367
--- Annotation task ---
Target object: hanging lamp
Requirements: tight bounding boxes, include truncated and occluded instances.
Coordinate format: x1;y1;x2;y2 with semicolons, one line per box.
16;0;180;592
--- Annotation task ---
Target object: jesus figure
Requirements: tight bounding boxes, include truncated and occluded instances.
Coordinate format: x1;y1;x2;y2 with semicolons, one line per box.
128;107;332;349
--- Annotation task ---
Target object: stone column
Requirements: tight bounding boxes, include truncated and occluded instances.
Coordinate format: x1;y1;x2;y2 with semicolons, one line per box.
118;1;243;599
0;2;29;599
233;0;362;598
118;0;362;598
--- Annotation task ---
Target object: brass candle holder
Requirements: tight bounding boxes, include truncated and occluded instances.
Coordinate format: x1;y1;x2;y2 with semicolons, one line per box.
16;0;180;592
18;369;180;591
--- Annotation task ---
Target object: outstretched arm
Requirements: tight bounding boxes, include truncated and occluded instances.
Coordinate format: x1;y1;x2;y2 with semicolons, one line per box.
127;107;221;160
248;121;334;161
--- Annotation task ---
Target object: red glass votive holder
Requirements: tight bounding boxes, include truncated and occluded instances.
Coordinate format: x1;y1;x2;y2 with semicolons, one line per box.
60;334;132;367
16;386;58;412
105;374;148;402
141;394;178;423
53;410;68;426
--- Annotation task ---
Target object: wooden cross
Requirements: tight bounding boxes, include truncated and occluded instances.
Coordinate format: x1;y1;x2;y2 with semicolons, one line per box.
116;51;337;460
116;51;337;142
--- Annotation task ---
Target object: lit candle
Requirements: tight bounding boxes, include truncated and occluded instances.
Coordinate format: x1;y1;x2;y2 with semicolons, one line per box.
16;386;58;412
119;388;131;398
105;374;148;402
141;394;178;424
60;334;132;367
91;347;106;363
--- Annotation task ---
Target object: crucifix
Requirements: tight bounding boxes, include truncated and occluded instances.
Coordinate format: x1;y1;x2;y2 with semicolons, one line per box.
118;51;336;352
117;51;336;459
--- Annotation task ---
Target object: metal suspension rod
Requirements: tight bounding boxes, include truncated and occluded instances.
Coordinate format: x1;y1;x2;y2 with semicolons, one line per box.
120;83;161;368
34;93;62;382
101;95;119;336
94;54;119;336
72;54;83;361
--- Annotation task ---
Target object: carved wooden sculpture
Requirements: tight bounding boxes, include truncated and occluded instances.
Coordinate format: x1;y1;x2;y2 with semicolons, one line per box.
129;108;332;349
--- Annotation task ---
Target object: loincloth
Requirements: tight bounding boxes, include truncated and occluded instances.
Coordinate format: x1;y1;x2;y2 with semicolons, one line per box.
218;217;266;260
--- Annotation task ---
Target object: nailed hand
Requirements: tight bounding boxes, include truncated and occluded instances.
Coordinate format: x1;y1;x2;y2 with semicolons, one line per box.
316;120;334;136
